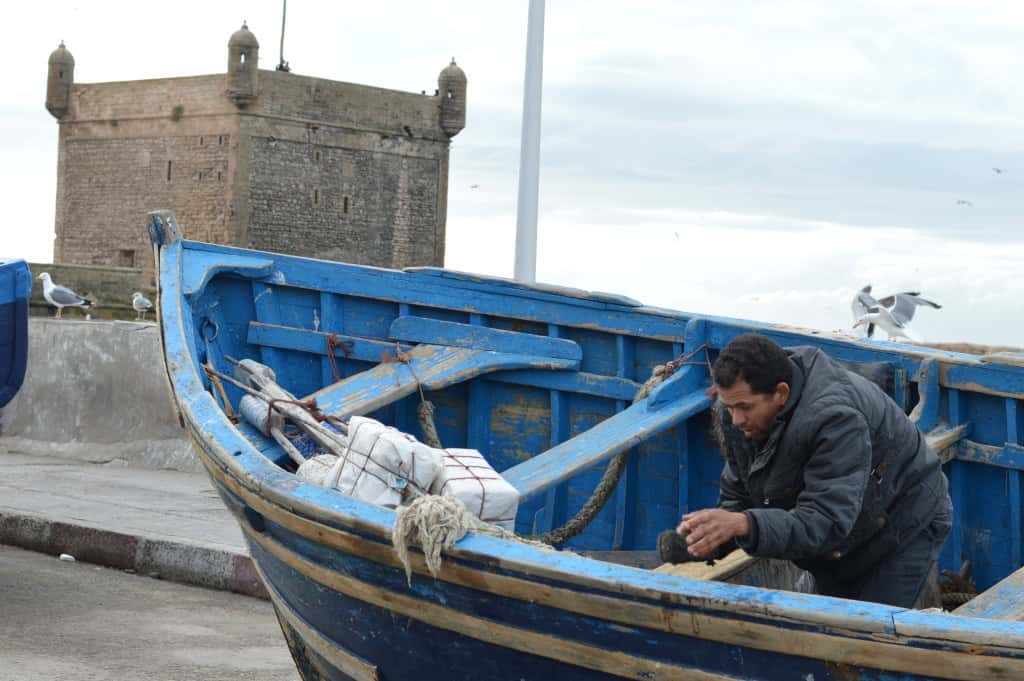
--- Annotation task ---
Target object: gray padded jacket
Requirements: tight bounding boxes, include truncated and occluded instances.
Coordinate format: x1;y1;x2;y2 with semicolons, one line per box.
714;346;952;582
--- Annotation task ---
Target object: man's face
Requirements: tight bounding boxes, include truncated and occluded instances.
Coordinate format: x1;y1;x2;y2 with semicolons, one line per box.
716;379;790;441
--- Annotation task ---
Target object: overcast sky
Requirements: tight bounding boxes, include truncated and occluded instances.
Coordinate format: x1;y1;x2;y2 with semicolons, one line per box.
4;1;1023;345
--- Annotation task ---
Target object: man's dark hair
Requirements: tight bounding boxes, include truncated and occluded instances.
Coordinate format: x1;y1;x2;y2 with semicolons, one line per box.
712;333;792;395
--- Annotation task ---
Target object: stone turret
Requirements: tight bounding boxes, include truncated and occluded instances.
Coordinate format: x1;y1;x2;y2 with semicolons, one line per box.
227;22;259;107
438;58;466;138
46;41;75;119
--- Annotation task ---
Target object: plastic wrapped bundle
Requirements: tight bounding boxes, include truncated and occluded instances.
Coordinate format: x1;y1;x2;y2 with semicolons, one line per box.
296;416;442;508
430;449;520;531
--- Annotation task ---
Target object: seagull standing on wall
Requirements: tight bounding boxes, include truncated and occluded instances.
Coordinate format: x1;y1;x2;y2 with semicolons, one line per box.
132;292;153;321
38;272;93;319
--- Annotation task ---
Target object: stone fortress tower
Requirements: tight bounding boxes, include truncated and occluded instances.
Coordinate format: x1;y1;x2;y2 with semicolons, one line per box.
45;24;467;280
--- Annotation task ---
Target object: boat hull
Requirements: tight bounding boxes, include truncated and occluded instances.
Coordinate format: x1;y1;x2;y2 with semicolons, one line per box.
0;259;31;408
192;437;1024;681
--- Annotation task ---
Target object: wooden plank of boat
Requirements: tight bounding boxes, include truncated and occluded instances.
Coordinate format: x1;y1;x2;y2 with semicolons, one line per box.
260;565;381;681
926;423;972;461
954;567;1024;620
504;367;712;499
245;519;737;681
388;315;582;361
249;321;639;401
299;325;581;418
654;550;757;582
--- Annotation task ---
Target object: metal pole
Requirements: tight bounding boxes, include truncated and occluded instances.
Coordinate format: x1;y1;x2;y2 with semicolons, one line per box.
279;0;287;68
514;0;545;283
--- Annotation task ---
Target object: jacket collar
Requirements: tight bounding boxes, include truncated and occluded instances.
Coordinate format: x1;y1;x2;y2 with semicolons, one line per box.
776;355;805;423
755;357;805;452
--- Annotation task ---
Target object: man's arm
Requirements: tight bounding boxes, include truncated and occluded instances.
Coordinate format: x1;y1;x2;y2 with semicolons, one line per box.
739;406;872;560
673;456;753;561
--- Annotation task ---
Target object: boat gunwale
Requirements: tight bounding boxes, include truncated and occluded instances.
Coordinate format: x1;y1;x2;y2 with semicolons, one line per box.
158;237;1024;671
179;239;1018;362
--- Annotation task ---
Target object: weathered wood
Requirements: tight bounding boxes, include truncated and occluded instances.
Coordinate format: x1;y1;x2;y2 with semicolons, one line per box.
248;321;639;400
389;315;582;361
219;476;1024;680
261;568;381;681
402;266;644;309
953;440;1024;471
305;343;579;419
926;423;971;462
655;550;757;582
486;369;640;402
535;324;568;535
246;523;736;681
1008;398;1022;570
578;550;662;569
248;322;411;364
180;249;275;297
911;359;942;432
505;372;712;500
954;566;1024;620
183;239;690;340
655;551;810;593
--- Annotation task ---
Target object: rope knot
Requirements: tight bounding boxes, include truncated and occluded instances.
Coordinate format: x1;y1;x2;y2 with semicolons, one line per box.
326;334;354;382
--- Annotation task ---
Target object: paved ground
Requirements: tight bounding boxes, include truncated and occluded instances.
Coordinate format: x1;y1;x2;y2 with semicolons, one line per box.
0;545;300;681
0;451;242;552
0;450;264;597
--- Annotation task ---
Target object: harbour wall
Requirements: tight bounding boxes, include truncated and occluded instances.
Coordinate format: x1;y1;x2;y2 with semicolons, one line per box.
0;319;199;472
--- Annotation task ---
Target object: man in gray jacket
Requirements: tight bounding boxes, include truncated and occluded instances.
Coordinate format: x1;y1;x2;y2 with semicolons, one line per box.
660;333;952;607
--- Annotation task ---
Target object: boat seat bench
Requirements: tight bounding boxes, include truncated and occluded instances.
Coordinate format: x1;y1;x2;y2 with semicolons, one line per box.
504;371;713;500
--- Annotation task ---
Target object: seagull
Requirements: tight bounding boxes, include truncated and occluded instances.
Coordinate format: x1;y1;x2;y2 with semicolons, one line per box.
470;184;479;189
853;292;941;343
131;291;153;321
993;167;1007;174
956;199;974;207
37;272;92;319
850;284;880;338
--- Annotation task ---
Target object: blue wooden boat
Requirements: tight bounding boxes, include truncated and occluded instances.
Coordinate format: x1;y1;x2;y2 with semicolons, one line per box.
0;258;31;409
150;209;1024;681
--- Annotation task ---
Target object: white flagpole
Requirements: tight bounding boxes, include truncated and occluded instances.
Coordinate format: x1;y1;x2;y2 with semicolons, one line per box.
514;0;545;283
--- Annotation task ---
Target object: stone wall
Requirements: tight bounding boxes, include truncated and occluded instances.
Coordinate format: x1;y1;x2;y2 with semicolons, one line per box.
28;262;155;320
251;70;447;137
54;76;239;281
52;68;455;276
56;134;233;267
0;319;197;471
245;135;442;267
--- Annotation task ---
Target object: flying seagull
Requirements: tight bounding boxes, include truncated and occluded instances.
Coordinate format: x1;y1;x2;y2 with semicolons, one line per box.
853;292;942;343
956;199;974;207
38;272;93;319
993;167;1007;174
131;291;153;321
850;284;880;338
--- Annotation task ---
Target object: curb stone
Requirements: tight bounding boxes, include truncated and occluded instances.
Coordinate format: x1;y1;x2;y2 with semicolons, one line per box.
0;511;268;600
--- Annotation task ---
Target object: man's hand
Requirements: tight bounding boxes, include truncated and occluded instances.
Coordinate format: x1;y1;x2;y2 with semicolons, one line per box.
678;509;750;559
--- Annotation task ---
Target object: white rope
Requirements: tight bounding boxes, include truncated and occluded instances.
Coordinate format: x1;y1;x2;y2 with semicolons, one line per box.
392;495;551;586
